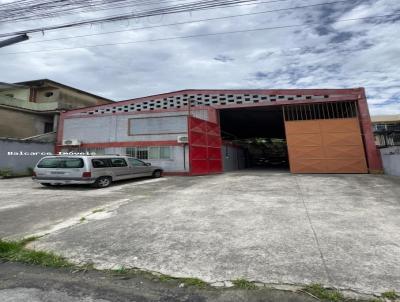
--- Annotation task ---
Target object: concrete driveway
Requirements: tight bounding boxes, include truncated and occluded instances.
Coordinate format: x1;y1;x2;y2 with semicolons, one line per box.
0;171;399;295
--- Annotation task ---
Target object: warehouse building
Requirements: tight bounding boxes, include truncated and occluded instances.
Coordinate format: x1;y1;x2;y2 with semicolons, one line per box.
57;88;382;175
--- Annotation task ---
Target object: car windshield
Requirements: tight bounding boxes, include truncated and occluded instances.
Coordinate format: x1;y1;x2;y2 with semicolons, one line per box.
37;157;84;168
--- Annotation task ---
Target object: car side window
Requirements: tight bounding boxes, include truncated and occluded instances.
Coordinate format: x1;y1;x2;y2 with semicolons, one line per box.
128;158;146;166
92;158;110;168
110;158;128;167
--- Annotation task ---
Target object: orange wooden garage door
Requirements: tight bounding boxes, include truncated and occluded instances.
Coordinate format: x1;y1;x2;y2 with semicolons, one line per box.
285;118;368;173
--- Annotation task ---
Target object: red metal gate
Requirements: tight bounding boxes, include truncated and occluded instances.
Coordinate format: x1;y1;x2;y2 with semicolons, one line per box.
188;116;222;175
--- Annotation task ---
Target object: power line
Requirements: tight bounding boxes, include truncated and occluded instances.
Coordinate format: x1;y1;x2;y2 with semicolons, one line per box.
22;0;353;45
0;0;262;36
1;13;398;56
0;0;221;23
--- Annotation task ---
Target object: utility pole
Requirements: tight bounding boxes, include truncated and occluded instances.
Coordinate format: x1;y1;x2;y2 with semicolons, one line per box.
0;34;29;48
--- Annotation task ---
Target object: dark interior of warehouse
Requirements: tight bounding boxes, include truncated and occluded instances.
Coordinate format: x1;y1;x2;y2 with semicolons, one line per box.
219;106;289;169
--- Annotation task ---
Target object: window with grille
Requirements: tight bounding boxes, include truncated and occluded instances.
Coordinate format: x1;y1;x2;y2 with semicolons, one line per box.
126;147;172;160
136;147;148;159
283;101;358;121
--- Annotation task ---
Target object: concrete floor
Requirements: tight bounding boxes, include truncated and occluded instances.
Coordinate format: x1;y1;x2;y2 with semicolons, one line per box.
0;171;399;295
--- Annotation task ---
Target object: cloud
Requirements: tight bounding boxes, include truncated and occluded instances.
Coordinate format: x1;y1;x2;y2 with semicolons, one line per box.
329;32;354;44
214;54;234;62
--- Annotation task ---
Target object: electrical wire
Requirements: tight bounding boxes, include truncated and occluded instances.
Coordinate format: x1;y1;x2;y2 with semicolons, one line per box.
0;0;260;24
0;0;211;22
21;0;353;45
1;13;398;56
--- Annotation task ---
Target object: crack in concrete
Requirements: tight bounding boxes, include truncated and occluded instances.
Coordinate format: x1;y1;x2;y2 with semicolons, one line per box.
294;175;333;285
25;198;134;240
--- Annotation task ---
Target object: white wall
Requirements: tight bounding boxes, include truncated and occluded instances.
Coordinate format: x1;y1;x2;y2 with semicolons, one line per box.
62;112;190;173
380;146;400;176
63;113;188;143
98;146;188;173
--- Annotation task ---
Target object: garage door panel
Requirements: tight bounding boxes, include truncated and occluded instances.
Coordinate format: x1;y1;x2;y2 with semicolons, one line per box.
323;132;363;146
285;117;368;174
320;118;360;133
286;133;323;146
324;159;368;173
290;159;327;173
288;146;324;159
325;145;366;158
284;120;321;134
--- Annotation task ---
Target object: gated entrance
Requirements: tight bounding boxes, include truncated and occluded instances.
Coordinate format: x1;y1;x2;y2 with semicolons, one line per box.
188;116;222;175
284;101;368;173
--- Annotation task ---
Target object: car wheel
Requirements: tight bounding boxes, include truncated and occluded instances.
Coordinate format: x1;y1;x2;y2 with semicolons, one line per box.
93;176;112;188
152;170;162;178
40;183;52;187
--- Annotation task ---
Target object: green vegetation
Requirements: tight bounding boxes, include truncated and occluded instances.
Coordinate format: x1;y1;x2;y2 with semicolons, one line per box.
0;238;72;268
232;278;257;290
92;208;105;214
303;284;344;302
381;290;398;300
156;273;175;282
0;168;32;178
0;168;13;178
109;268;208;288
154;275;208;288
178;277;208;289
0;239;395;299
79;217;86;222
111;266;130;275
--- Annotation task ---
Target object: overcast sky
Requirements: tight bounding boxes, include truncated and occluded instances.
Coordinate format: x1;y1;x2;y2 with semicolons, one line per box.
0;0;399;115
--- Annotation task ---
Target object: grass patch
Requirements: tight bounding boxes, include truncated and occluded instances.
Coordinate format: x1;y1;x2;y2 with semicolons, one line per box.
303;284;344;302
179;277;208;289
382;291;398;300
156;275;208;288
157;274;175;282
108;268;208;289
79;217;86;222
0;238;72;268
232;278;257;290
92;208;105;214
111;266;130;275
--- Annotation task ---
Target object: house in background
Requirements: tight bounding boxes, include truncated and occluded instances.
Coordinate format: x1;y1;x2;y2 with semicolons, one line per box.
0;79;113;176
371;114;400;176
0;79;113;140
371;114;400;147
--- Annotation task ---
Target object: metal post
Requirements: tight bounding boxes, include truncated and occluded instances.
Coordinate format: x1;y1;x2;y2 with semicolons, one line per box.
0;34;29;48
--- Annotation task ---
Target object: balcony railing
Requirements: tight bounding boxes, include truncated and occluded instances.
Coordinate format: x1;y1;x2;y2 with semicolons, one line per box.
0;95;60;111
373;123;400;132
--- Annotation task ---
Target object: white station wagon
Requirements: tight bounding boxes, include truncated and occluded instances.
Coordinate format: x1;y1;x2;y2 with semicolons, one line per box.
32;155;163;188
